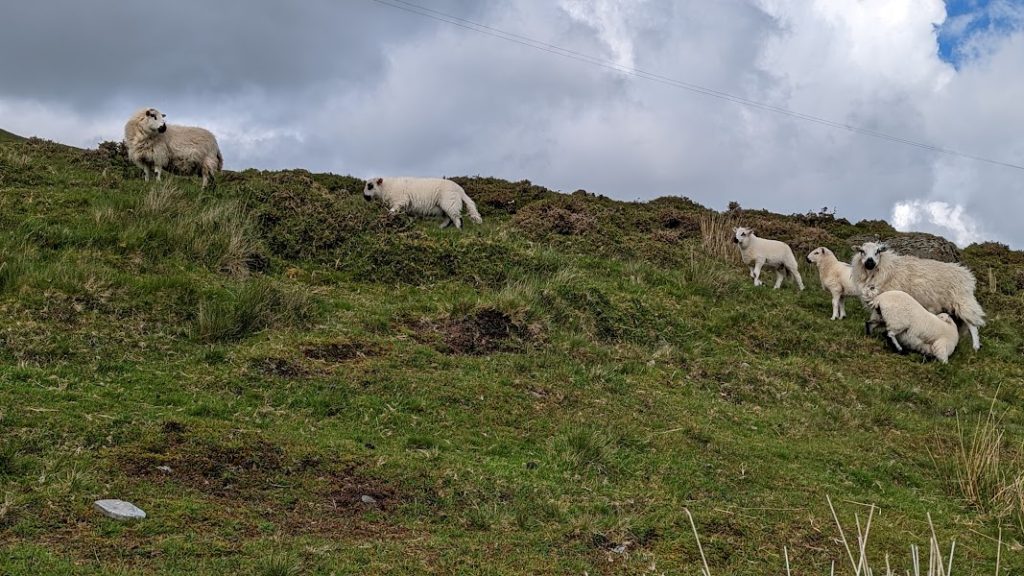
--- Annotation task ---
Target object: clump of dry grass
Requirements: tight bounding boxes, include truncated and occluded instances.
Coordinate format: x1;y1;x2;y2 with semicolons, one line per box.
699;212;739;263
135;183;266;277
685;496;1002;575
954;395;1024;532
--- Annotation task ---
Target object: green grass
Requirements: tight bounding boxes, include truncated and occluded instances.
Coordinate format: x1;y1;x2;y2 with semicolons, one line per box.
0;128;26;144
1;135;1023;574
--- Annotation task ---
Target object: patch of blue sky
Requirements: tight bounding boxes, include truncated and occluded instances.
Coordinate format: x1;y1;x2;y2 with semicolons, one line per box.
936;0;1024;67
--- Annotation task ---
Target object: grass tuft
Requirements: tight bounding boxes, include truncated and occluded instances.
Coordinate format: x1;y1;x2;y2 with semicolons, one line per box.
191;279;317;342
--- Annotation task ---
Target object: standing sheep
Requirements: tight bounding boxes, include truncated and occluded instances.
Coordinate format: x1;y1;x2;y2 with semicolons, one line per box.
851;242;985;350
363;177;482;229
732;227;804;290
806;247;859;320
123;108;223;189
862;287;960;363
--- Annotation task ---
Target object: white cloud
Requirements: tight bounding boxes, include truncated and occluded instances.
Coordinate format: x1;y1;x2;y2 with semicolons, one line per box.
891;199;984;247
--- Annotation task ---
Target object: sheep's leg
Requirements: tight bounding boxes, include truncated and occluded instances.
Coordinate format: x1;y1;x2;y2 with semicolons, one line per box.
752;260;765;287
838;297;847;319
748;266;756;280
439;217;452;229
865;308;883;336
789;266;805;291
142;166;152;182
773;268;785;289
830;293;841;320
154;166;163;182
968;324;981;350
886;331;904;352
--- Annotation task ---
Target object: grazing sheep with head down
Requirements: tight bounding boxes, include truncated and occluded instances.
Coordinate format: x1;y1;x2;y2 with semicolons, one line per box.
363;177;482;229
123;107;223;189
806;247;859;320
733;227;804;290
862;286;959;363
851;241;985;350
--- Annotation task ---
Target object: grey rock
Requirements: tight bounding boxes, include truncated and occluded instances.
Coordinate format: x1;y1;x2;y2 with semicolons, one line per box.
156;465;173;474
93;499;146;520
360;494;377;505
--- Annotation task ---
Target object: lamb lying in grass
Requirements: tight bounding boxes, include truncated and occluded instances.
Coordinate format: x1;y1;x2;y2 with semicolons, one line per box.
363;177;482;229
733;227;804;290
806;247;859;320
863;286;959;363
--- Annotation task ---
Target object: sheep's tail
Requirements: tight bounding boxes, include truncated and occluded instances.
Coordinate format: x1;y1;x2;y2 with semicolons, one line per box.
462;191;483;224
952;294;987;328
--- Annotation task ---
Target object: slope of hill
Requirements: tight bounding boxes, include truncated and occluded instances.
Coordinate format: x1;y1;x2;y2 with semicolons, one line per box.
0;128;26;143
1;136;1022;574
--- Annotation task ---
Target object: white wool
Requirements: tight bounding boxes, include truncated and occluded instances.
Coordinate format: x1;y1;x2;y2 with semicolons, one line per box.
851;241;985;350
124;108;222;189
806;247;859;320
733;227;804;290
865;288;960;364
363;177;482;229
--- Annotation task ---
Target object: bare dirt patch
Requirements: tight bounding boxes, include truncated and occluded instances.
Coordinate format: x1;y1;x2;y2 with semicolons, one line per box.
413;308;541;355
250;355;307;378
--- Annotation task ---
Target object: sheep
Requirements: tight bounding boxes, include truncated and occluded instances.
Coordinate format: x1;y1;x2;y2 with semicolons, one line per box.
363;177;482;229
851;241;985;350
732;227;805;290
862;286;960;363
806;247;859;320
123;107;223;189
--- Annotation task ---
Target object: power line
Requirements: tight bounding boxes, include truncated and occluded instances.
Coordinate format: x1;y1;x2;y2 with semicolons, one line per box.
367;0;1024;172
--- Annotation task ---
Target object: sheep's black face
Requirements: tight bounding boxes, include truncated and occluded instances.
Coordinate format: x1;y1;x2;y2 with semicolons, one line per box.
158;124;167;133
363;182;374;201
864;258;876;270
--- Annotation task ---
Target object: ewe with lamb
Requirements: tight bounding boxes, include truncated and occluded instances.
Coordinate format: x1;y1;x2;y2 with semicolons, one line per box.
851;242;985;350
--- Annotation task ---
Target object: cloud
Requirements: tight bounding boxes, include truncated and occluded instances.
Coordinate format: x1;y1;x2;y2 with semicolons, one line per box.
2;1;1024;247
891;199;984;246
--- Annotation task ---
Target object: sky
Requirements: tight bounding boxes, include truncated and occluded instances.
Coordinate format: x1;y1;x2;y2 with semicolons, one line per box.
1;0;1023;248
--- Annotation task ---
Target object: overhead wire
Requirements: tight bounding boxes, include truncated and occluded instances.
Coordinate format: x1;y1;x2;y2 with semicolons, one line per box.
367;0;1024;172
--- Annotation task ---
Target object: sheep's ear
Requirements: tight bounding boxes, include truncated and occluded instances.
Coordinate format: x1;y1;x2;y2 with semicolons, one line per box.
376;178;383;185
878;244;889;253
851;244;862;253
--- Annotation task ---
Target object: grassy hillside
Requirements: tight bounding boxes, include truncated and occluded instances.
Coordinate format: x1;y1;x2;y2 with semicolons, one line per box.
0;128;26;143
1;136;1023;575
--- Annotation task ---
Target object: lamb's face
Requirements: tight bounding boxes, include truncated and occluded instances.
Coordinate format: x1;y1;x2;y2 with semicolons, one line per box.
855;242;888;271
362;178;383;202
806;247;827;264
733;227;753;248
141;108;167;135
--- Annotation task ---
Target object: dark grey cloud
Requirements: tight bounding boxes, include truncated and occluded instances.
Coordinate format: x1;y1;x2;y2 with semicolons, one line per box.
0;0;482;110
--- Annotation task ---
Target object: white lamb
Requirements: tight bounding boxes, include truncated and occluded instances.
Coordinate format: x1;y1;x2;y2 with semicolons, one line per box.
123;107;223;189
733;227;804;290
806;247;859;320
851;241;985;350
363;177;482;229
862;287;959;363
